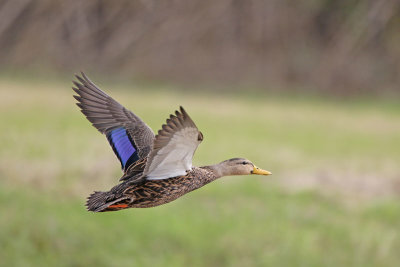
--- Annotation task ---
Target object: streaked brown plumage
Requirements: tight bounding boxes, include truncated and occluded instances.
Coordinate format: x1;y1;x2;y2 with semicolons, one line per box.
87;167;217;211
73;73;271;212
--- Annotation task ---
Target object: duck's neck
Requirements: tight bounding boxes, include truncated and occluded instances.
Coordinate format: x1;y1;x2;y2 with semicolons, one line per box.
201;162;228;179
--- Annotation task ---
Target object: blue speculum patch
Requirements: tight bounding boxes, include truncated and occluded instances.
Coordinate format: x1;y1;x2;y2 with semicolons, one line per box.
107;127;138;169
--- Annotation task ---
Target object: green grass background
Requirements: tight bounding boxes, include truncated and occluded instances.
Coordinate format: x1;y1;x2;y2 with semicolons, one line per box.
0;76;399;266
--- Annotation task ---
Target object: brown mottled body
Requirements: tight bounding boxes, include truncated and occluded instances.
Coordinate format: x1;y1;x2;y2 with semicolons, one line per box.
125;167;216;208
88;167;217;212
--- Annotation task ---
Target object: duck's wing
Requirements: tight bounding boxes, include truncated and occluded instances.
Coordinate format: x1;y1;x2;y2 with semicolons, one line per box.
73;72;155;172
143;106;203;180
119;157;147;182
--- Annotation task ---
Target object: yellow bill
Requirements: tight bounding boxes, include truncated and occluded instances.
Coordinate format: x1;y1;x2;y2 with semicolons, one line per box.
252;166;272;175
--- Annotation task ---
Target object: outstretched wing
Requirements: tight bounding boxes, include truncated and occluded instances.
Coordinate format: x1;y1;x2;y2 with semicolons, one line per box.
143;106;203;180
73;72;155;172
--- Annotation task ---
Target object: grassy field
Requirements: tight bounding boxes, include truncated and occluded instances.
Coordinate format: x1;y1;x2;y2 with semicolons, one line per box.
0;76;400;266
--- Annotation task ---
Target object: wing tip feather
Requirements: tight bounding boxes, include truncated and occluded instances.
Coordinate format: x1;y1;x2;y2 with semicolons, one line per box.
143;105;201;178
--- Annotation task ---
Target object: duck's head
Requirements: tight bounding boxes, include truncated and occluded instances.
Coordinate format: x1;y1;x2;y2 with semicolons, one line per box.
214;158;272;177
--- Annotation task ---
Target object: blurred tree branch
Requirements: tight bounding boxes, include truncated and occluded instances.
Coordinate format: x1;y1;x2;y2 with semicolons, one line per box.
0;0;399;95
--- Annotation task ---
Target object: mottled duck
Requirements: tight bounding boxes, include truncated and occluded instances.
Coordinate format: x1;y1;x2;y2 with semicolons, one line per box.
73;73;271;212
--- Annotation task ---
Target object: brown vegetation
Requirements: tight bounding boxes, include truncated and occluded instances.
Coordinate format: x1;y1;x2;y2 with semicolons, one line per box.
0;0;399;94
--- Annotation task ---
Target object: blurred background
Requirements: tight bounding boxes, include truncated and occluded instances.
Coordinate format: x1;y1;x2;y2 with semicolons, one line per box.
0;0;399;266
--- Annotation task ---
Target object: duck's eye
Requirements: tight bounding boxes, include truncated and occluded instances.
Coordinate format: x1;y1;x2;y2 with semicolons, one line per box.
242;162;247;165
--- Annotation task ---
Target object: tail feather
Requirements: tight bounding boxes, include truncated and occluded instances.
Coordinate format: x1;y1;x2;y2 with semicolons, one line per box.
86;191;111;212
86;182;132;212
86;191;129;212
